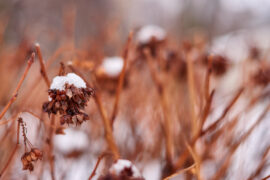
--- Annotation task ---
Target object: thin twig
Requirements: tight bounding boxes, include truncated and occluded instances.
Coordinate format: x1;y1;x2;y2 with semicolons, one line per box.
36;47;55;179
201;87;244;136
0;118;20;178
88;152;111;180
48;115;55;180
111;31;133;127
175;87;243;169
186;51;199;137
0;53;35;121
163;164;196;180
212;103;270;180
184;140;201;180
262;174;270;180
144;48;174;166
35;43;51;87
247;145;270;180
204;55;213;101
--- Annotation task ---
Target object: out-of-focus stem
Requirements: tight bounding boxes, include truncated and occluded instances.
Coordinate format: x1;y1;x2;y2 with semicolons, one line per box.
144;48;174;166
35;43;51;87
0;53;35;121
0;118;20;178
111;31;133;127
186;51;199;138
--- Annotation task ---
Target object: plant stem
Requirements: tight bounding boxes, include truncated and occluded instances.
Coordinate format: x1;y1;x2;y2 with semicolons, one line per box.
0;118;20;178
144;48;174;167
0;53;35;121
111;32;133;127
35;43;51;87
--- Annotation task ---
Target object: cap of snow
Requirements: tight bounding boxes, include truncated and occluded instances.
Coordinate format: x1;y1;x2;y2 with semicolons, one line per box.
50;73;86;91
109;159;142;178
102;56;124;77
137;25;166;44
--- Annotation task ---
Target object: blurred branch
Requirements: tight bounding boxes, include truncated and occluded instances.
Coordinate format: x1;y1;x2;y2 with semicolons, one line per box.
111;31;133;127
0;53;35;121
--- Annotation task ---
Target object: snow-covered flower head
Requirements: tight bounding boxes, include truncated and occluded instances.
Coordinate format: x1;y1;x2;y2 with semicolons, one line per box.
137;25;166;45
100;56;124;78
109;159;143;178
43;73;94;125
50;73;86;91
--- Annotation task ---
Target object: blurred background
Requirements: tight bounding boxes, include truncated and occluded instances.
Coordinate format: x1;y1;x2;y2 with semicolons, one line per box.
0;0;270;180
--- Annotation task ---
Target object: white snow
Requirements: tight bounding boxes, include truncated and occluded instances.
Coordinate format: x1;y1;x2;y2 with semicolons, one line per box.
54;128;89;154
50;73;86;91
109;159;142;178
102;56;124;77
137;25;166;44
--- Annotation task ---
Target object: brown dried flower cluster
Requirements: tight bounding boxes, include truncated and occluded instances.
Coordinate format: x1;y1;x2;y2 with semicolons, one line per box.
21;148;43;171
253;66;270;86
43;84;94;125
98;174;144;180
18;117;43;172
202;54;229;76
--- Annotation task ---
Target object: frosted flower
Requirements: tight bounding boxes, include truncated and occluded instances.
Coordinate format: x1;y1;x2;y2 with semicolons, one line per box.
50;73;86;91
98;159;144;180
109;159;142;178
137;25;166;44
101;57;124;77
43;73;94;125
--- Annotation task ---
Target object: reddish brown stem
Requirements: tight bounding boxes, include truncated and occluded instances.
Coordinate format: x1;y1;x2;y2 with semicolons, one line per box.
175;87;243;170
262;174;270;180
35;43;51;87
48;115;55;180
36;45;55;179
204;55;213;101
186;52;199;137
111;32;133;127
0;118;20;178
247;145;270;180
144;48;174;167
0;53;35;121
88;152;111;180
211;103;270;180
201;87;244;136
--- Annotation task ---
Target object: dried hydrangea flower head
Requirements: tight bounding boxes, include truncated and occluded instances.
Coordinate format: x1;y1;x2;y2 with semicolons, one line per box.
21;148;43;171
136;25;166;57
43;73;94;125
97;57;124;78
202;54;229;76
136;25;166;45
98;159;144;180
253;65;270;86
19;117;43;172
96;57;129;93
